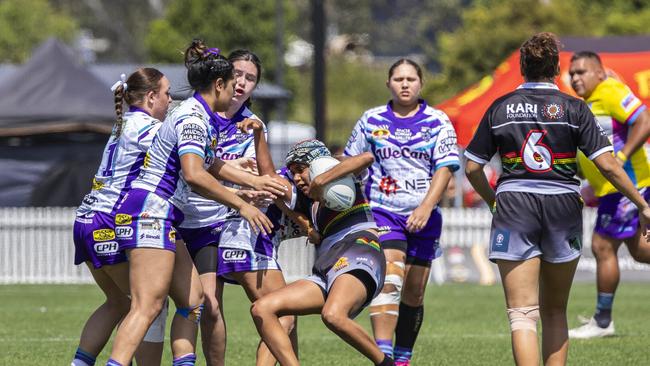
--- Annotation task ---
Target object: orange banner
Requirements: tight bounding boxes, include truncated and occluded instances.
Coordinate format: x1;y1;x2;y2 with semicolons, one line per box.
437;51;650;147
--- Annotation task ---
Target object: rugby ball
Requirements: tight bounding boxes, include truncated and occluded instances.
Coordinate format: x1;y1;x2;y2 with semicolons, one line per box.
309;156;356;211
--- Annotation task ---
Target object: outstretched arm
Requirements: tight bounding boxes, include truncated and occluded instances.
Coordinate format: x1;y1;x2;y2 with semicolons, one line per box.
181;153;273;234
208;159;287;197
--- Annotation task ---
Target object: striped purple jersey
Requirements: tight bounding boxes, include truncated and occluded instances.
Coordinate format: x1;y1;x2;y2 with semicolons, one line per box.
77;107;162;216
179;105;266;228
131;93;219;205
344;100;460;215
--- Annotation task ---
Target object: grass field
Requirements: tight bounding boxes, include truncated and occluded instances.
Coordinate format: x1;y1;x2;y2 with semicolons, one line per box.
1;283;649;365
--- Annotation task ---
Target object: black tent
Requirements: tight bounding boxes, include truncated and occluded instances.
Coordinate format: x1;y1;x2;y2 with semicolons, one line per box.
0;38;115;136
0;39;116;206
0;38;292;207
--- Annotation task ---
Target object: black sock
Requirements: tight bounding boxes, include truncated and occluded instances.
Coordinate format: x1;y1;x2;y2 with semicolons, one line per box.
394;302;424;358
594;292;614;328
594;308;612;328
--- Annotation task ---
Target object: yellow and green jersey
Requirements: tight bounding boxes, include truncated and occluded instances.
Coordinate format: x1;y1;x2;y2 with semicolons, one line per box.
578;77;650;197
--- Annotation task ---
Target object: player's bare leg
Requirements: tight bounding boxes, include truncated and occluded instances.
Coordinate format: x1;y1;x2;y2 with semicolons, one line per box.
168;243;205;361
498;258;541;366
197;272;226;366
232;269;297;366
539;258;579;366
251;280;325;366
323;273;387;365
108;248;174;364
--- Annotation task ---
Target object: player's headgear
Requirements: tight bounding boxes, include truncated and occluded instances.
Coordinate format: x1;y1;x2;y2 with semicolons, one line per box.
285;139;331;167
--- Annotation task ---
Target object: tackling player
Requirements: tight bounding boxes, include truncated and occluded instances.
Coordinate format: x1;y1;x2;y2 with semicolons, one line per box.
106;40;284;366
175;49;296;366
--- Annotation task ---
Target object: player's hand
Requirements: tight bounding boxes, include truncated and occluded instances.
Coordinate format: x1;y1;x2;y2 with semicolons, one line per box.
406;205;432;233
639;205;650;240
236;189;275;208
252;174;288;197
239;203;273;235
307;176;325;201
237;118;264;134
225;157;258;174
307;228;322;245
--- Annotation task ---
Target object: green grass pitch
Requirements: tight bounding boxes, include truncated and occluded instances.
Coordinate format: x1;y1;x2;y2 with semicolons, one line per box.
1;283;649;365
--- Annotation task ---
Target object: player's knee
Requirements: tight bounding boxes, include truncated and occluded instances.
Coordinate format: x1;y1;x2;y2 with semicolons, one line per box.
401;289;425;306
279;314;296;334
201;294;223;322
143;301;168;343
369;261;404;317
105;295;130;315
506;305;540;333
250;298;272;320
131;296;166;321
591;238;615;257
321;308;347;331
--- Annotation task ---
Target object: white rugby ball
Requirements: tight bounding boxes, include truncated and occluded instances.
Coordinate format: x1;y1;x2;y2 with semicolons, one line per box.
309;156;356;211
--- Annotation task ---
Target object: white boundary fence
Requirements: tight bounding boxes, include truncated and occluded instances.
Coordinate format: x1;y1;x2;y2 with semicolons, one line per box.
0;207;600;284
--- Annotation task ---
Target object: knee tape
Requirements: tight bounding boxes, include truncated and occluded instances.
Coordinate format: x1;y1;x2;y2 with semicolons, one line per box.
144;298;168;343
369;261;405;317
176;303;204;324
507;305;539;332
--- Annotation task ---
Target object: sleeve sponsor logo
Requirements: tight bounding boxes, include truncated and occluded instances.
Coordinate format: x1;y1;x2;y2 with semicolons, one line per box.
94;241;119;255
93;229;116;242
437;130;458;154
180;123;206;142
115;214;132;225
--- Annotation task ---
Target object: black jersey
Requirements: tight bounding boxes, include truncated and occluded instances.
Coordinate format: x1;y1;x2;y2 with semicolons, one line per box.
465;83;612;194
294;180;376;254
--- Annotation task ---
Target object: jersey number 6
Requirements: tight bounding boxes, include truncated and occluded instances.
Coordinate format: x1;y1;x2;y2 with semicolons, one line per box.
521;130;552;173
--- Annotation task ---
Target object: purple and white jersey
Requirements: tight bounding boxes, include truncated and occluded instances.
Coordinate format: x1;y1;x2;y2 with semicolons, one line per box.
131;93;219;205
344;100;460;215
77;107;162;216
179;106;267;228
